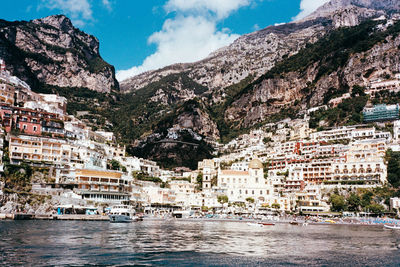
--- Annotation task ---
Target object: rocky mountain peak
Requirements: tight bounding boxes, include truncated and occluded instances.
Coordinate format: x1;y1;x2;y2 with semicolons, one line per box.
33;14;74;33
307;0;400;23
0;15;117;93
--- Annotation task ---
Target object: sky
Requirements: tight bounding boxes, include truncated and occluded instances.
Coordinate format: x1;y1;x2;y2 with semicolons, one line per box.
0;0;330;81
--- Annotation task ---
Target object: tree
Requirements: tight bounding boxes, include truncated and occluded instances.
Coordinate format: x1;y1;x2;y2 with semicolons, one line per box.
351;85;366;97
196;173;203;191
271;203;280;210
246;197;255;204
201;206;209;212
108;159;121;170
347;193;361;212
263;137;272;144
330;194;346;212
386;150;400;188
211;175;218;186
218;195;229;204
366;203;384;214
361;191;373;208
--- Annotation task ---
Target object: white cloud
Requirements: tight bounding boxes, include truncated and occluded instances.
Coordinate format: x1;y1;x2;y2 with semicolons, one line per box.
102;0;112;11
116;0;251;81
165;0;250;19
40;0;93;26
293;0;330;21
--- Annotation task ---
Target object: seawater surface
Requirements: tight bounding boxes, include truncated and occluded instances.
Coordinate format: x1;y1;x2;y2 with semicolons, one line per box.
1;220;400;266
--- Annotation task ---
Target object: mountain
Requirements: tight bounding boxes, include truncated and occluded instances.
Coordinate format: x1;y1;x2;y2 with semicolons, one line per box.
120;0;397;94
0;15;118;93
110;0;400;168
4;1;400;169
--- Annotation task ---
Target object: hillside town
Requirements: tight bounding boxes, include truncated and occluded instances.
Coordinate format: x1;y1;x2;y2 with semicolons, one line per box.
1;58;400;218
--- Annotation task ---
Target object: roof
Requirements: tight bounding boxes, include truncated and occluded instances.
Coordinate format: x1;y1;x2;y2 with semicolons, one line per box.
249;159;263;169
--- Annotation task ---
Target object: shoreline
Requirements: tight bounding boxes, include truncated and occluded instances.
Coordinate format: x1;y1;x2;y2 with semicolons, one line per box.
0;213;395;227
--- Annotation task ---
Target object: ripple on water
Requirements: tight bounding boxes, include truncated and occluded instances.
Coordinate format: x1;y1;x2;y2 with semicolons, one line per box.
1;220;400;266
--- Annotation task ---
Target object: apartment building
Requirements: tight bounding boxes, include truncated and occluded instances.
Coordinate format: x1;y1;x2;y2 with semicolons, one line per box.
169;180;196;206
0;82;15;105
217;159;272;203
0;104;62;136
9;135;65;165
75;169;130;203
363;104;400;122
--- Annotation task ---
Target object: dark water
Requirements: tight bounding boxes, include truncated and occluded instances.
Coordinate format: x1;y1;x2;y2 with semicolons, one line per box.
1;220;400;266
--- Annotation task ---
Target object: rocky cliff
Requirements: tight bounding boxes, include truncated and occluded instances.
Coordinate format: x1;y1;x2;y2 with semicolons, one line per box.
225;19;400;128
120;0;398;95
0;15;118;93
113;0;400;168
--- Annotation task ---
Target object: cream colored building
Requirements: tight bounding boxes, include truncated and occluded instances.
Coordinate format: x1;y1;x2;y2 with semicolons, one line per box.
9;135;65;165
0;82;15;105
198;159;219;191
217;159;272;203
75;169;130;203
169;180;196;207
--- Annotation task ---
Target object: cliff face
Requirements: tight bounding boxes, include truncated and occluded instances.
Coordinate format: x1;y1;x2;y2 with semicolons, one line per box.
120;0;398;95
225;28;400;128
114;0;400;168
120;18;331;93
221;0;400;129
0;15;118;93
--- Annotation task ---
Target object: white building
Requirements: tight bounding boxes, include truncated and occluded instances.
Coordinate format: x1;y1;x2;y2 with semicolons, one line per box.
217;159;272;204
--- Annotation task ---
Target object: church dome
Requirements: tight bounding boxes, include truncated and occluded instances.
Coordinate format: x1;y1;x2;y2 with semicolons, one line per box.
249;159;263;169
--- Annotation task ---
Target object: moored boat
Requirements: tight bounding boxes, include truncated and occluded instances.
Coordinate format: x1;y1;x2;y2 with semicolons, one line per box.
108;205;137;223
260;222;275;226
384;224;400;230
247;222;263;227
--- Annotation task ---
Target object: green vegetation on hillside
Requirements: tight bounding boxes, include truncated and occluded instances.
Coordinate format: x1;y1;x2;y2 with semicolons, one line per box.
224;19;400;118
263;20;400;82
386;150;400;188
309;94;368;129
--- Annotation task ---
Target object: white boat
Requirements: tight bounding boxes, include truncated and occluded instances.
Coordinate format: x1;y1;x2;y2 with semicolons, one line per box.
109;205;137;223
384;224;400;230
247;222;263;227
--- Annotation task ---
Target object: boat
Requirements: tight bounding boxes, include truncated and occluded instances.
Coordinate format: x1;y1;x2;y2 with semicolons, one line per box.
384;224;400;230
260;222;275;226
108;205;138;223
247;222;263;227
289;221;300;225
172;209;192;219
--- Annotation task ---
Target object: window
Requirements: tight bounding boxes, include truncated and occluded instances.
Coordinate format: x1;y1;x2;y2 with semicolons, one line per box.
252;190;254;195
33;126;37;132
256;178;259;183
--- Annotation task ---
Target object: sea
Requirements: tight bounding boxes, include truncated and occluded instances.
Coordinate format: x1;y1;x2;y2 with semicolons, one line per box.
0;219;400;266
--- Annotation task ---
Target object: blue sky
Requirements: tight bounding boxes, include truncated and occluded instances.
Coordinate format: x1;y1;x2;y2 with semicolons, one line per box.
0;0;329;81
